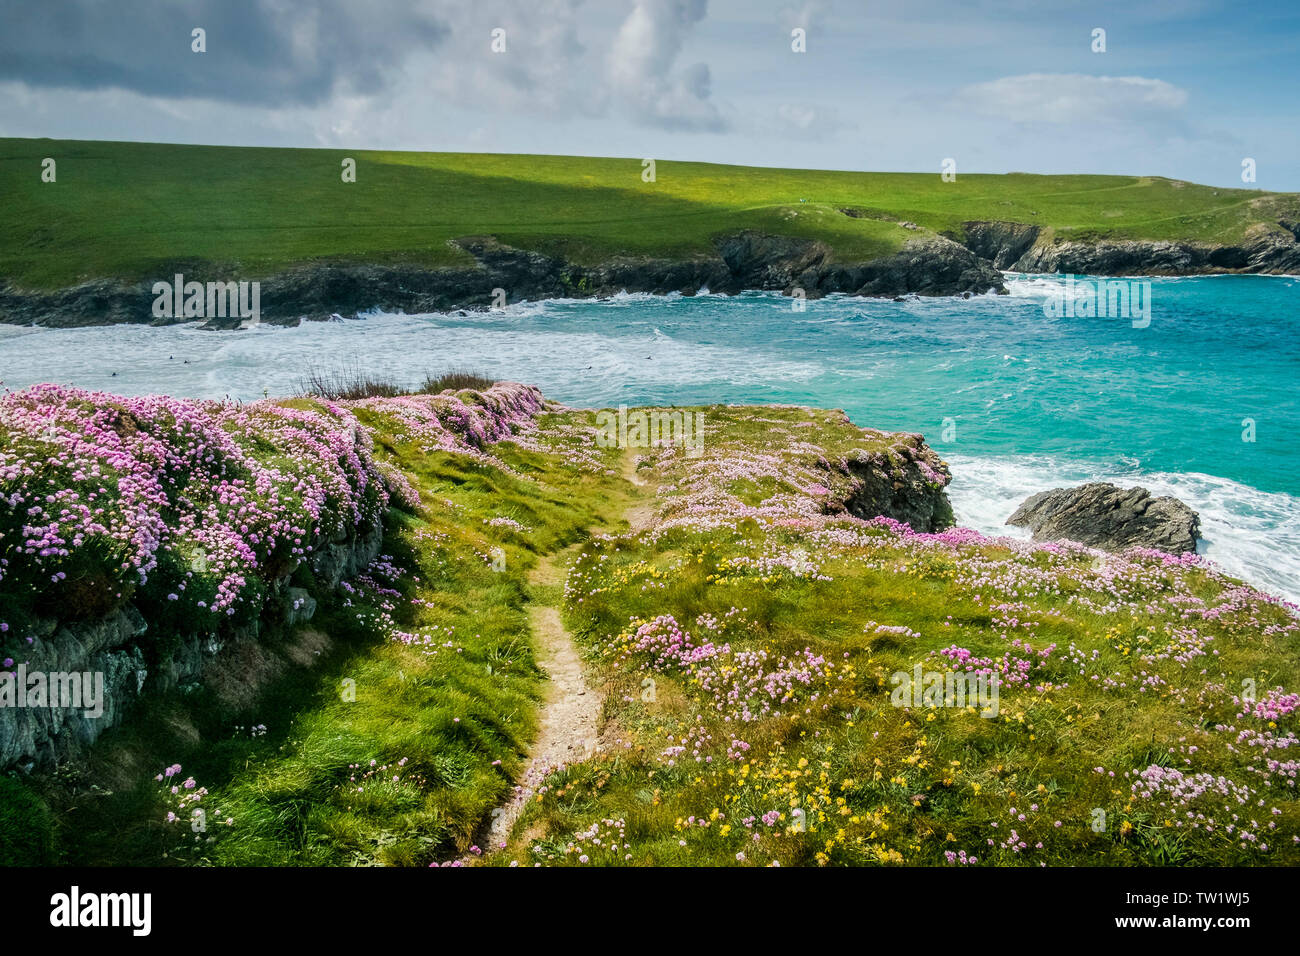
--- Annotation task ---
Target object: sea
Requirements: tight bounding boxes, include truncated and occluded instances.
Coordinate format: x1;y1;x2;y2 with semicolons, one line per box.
2;273;1297;603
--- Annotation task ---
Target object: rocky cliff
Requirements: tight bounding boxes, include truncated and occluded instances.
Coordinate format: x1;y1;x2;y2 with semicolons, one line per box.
827;435;955;532
955;219;1300;276
0;232;1005;328
6;213;1300;329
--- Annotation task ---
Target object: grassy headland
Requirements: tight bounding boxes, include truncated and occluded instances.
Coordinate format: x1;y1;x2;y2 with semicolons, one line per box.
2;381;1298;866
1;137;1297;290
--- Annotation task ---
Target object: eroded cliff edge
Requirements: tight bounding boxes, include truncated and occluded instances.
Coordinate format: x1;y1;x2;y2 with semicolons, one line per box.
0;232;1007;328
4;214;1300;328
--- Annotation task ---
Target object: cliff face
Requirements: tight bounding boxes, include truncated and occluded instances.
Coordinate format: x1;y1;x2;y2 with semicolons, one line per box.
711;232;1003;299
956;221;1042;269
821;434;955;532
0;232;1006;328
957;220;1300;276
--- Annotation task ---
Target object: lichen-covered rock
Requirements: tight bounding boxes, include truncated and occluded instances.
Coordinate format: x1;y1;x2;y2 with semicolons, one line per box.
0;606;149;769
834;439;954;532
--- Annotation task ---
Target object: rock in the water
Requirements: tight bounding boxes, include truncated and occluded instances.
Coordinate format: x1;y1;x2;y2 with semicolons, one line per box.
1006;482;1200;554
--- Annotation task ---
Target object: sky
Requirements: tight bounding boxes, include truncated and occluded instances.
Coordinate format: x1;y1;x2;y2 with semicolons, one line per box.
1;0;1297;189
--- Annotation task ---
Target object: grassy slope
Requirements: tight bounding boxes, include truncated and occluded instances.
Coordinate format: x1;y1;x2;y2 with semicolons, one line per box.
503;406;1300;867
31;397;1299;868
41;401;633;866
1;138;1296;289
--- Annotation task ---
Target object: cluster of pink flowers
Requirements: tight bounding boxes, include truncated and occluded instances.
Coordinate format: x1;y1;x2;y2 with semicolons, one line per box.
155;763;232;843
614;612;834;726
0;385;387;627
349;383;544;454
0;381;547;662
936;642;1054;688
623;614;722;671
1241;689;1300;722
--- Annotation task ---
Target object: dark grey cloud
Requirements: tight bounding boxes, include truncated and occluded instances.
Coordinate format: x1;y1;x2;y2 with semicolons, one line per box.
0;0;449;105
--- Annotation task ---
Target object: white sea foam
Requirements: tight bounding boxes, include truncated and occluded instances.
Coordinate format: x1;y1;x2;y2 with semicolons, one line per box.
0;311;822;403
946;453;1300;606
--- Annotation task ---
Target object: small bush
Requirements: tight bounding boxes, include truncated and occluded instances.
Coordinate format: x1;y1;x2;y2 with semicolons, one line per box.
421;370;496;394
298;364;410;400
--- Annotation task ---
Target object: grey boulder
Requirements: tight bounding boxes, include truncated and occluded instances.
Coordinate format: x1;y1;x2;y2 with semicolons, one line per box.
1007;482;1200;554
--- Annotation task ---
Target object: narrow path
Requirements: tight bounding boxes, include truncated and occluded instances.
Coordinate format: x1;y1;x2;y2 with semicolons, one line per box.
481;548;601;851
476;448;657;857
621;449;660;532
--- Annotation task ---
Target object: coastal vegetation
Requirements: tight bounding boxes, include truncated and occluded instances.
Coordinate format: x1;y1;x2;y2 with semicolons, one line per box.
2;381;1297;866
295;365;497;401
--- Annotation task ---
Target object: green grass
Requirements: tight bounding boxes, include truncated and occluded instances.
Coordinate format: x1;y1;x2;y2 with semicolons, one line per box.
39;405;633;866
2;138;1297;289
14;398;1300;867
0;775;57;865
493;405;1300;867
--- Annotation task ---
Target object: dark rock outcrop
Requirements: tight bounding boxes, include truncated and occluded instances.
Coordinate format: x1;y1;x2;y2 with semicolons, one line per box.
968;221;1300;276
714;232;1004;299
823;435;955;532
0;231;1005;328
1007;482;1200;554
824;236;1004;298
955;221;1042;269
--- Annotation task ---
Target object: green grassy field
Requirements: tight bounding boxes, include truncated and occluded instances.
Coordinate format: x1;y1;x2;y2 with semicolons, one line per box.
1;138;1296;289
9;385;1297;867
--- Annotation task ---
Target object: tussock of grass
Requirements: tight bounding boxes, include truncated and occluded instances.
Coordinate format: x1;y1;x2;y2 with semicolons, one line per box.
296;366;498;401
422;370;497;394
297;364;410;400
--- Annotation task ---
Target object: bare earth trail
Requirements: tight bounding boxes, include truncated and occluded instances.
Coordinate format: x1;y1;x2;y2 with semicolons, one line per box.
478;449;657;855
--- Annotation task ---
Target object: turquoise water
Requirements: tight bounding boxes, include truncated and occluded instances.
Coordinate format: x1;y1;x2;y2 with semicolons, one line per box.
2;273;1297;601
436;274;1298;496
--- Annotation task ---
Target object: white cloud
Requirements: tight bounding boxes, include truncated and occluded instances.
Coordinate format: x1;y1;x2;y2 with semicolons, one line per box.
958;73;1190;124
607;0;725;131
